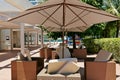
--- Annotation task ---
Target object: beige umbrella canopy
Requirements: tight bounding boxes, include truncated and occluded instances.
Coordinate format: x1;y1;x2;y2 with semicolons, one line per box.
0;20;41;32
45;25;89;32
8;0;119;57
0;20;19;28
8;0;119;29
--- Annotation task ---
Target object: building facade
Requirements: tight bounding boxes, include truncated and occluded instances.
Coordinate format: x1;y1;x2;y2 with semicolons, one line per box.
0;0;41;50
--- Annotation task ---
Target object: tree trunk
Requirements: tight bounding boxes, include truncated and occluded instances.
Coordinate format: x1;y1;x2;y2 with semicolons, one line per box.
116;21;120;37
72;35;76;49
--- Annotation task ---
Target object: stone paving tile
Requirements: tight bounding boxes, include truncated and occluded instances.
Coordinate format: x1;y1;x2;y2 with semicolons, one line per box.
0;47;40;80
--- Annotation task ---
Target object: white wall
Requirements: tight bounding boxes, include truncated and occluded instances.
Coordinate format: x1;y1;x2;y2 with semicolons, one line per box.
0;29;11;50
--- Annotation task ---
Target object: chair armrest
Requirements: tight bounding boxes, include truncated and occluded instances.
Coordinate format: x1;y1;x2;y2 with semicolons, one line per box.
86;61;116;80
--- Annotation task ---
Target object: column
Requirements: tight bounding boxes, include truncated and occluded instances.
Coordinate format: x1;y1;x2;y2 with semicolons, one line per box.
41;28;44;48
20;23;25;55
10;29;13;50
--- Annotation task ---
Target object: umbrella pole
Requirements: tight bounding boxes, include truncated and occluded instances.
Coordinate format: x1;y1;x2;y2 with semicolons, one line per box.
62;30;64;58
62;0;66;58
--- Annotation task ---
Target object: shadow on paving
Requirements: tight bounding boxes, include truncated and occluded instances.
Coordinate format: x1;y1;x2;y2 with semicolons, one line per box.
0;63;11;70
0;50;19;62
27;45;41;51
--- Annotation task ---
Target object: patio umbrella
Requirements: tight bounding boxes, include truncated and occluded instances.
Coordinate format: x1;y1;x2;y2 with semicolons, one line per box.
43;25;90;32
8;0;119;58
0;20;19;28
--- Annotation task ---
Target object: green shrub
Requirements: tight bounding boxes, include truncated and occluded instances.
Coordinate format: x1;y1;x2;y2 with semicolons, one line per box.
83;38;101;54
83;38;120;62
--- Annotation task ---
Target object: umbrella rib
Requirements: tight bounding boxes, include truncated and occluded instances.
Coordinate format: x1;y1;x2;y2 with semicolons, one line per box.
45;27;53;29
67;11;91;28
65;7;91;27
37;11;62;26
66;13;91;28
8;4;62;22
40;5;62;26
42;10;62;26
68;4;119;19
66;5;87;26
76;27;85;32
65;9;85;27
46;27;55;31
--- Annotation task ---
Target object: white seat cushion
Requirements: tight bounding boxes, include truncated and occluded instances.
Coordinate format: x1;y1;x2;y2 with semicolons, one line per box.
94;50;112;61
37;67;81;80
47;58;77;74
57;61;79;74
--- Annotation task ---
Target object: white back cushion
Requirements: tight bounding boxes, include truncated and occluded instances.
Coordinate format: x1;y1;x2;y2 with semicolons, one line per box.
49;58;77;63
57;61;79;74
47;58;77;74
94;50;112;61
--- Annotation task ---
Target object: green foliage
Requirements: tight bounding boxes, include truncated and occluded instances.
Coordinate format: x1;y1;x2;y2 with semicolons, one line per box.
103;21;117;38
47;32;62;40
102;0;120;37
81;0;119;38
83;38;101;53
83;23;106;38
83;38;120;62
103;0;120;16
37;26;48;32
81;0;103;9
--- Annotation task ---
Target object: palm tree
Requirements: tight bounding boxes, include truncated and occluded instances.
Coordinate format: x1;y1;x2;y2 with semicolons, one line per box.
103;0;120;37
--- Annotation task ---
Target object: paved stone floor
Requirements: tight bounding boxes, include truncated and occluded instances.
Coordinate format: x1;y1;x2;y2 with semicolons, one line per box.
0;47;120;80
0;47;40;80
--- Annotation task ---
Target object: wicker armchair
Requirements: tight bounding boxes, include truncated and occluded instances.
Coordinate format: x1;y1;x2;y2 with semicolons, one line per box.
71;49;87;59
85;50;116;80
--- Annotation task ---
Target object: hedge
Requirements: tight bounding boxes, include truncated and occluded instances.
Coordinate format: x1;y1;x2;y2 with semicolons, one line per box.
83;38;120;62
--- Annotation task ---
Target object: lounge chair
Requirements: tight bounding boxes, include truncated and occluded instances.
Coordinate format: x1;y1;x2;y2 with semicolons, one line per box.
40;47;52;59
11;50;44;80
37;58;83;80
71;49;87;59
37;68;81;80
85;50;116;80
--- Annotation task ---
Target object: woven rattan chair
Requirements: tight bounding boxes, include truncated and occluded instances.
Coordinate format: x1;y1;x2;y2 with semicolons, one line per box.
85;50;116;80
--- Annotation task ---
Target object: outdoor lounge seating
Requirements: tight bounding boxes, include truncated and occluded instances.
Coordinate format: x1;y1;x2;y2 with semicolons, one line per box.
11;53;44;80
86;61;116;80
37;67;81;80
72;49;87;59
32;57;44;74
11;60;37;80
37;58;83;80
85;50;116;80
38;49;116;80
40;48;52;59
